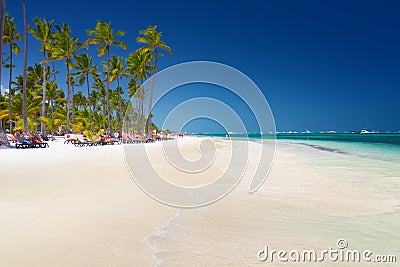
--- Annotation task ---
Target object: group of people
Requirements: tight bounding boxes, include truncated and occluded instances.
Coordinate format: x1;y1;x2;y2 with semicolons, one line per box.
14;130;47;145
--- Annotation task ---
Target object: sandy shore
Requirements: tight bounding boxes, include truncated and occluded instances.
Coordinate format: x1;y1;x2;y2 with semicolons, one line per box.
0;140;177;266
0;137;399;266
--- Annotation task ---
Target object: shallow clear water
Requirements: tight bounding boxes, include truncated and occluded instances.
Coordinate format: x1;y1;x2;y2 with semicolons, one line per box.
199;132;400;146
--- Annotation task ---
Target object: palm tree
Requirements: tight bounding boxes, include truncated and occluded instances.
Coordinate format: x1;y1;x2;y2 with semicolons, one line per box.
127;78;140;132
74;106;90;129
69;76;77;124
106;55;127;132
4;14;22;133
109;87;124;132
46;27;58;83
0;0;7;146
71;53;97;130
21;0;29;133
92;110;107;131
86;20;127;134
29;17;54;134
89;89;101;113
3;90;41;122
0;0;5;97
47;23;81;132
137;25;171;135
46;80;65;116
91;76;107;118
38;116;61;140
27;63;50;91
73;91;87;110
126;51;154;134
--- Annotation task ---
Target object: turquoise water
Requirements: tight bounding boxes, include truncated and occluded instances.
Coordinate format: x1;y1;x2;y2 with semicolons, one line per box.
194;133;400;168
198;133;400;158
197;133;400;146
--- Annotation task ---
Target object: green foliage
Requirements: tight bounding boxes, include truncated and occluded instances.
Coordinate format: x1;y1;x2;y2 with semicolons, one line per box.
86;20;127;57
0;14;172;136
83;128;104;141
150;122;159;133
14;117;38;133
47;23;81;69
4;14;22;55
38;116;62;132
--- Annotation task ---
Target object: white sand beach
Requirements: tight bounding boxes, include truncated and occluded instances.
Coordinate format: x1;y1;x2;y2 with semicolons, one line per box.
1;137;399;266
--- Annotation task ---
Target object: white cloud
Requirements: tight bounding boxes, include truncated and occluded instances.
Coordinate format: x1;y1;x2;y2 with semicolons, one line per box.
1;84;9;95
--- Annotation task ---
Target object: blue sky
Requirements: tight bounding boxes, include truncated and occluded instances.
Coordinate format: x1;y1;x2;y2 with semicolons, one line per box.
3;0;400;133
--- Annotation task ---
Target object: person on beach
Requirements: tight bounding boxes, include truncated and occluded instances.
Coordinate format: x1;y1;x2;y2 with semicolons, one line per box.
41;133;49;141
15;130;32;144
82;134;89;142
32;133;43;144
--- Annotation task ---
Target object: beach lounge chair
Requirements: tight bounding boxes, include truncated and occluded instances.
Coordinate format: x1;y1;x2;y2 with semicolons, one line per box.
34;142;49;148
122;133;132;144
15;139;49;149
15;135;34;149
104;137;121;145
30;134;49;148
7;134;17;144
64;134;80;144
129;135;142;143
136;134;156;143
74;135;97;147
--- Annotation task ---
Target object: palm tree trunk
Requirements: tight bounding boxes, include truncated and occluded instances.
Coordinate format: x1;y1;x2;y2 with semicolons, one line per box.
66;60;71;133
22;0;29;133
139;78;145;135
71;78;75;124
106;46;112;134
101;97;106;130
51;100;54;117
0;0;4;97
102;99;106;117
139;83;143;134
0;0;8;146
40;48;47;134
86;74;93;131
8;41;13;133
145;49;158;136
134;99;138;133
143;86;145;134
145;77;154;136
52;60;57;82
117;77;123;133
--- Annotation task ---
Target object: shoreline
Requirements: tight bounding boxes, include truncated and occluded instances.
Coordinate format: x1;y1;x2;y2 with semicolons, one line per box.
142;208;181;267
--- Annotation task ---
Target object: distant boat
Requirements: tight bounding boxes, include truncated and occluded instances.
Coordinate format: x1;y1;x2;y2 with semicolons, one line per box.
360;129;371;134
327;130;336;134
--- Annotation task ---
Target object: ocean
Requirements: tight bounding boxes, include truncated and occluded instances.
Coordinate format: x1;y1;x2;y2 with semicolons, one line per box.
198;133;400;163
198;133;400;146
